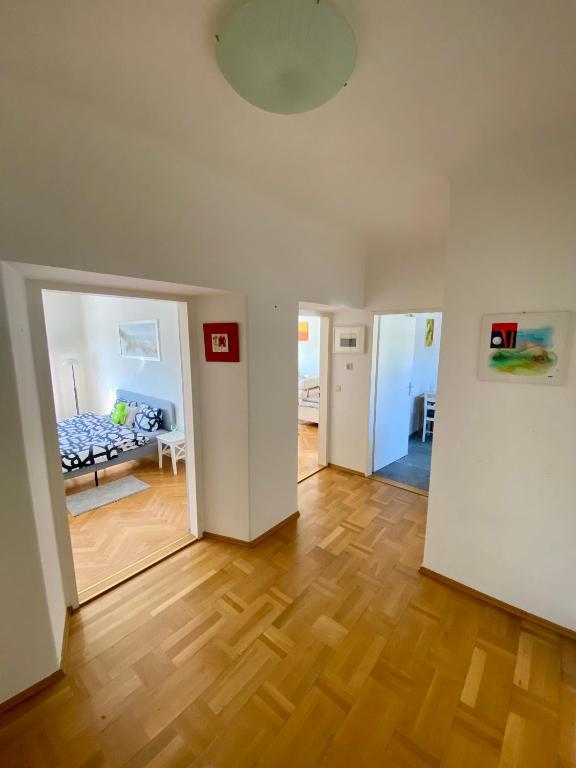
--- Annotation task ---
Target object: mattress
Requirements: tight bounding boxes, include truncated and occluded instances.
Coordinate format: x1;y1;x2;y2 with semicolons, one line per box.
58;412;150;474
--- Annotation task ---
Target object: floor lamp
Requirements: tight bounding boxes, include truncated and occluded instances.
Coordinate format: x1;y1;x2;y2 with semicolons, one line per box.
62;357;81;416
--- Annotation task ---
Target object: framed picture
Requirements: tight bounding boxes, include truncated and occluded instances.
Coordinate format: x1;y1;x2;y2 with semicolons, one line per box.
477;311;570;385
298;321;309;341
333;325;365;354
118;320;160;361
425;318;434;347
203;322;240;362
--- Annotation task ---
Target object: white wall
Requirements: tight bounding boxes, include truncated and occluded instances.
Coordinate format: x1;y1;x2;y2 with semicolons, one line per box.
192;293;250;540
42;291;88;421
0;266;64;702
424;140;576;631
80;294;185;427
298;315;321;379
409;312;442;433
328;309;374;475
365;235;446;312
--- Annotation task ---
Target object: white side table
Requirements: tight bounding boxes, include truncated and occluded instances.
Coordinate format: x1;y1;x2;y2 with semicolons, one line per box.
157;431;186;476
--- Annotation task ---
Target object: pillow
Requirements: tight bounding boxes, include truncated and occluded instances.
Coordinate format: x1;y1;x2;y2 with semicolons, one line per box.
135;404;162;432
110;398;126;416
124;405;139;429
110;401;128;425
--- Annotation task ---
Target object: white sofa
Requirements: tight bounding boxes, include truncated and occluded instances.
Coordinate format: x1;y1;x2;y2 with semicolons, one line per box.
298;376;320;424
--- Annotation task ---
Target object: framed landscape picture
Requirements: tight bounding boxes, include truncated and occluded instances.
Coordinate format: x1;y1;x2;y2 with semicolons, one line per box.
118;320;161;361
477;311;570;385
333;326;365;354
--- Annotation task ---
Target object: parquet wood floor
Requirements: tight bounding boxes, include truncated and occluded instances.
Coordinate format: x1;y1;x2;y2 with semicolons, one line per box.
298;423;322;481
1;468;574;767
66;456;190;594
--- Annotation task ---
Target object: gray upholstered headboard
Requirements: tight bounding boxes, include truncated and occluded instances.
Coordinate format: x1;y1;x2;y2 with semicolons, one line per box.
116;389;175;431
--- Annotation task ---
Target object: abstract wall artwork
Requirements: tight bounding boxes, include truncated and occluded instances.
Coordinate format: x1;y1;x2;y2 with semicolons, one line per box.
478;311;570;384
203;322;240;362
298;321;309;341
424;318;435;347
118;320;161;361
333;326;365;353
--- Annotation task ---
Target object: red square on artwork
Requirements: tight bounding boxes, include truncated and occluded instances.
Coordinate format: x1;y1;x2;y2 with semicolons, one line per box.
203;322;240;362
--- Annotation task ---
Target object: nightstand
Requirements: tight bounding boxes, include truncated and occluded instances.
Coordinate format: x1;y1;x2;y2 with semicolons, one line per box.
157;431;186;475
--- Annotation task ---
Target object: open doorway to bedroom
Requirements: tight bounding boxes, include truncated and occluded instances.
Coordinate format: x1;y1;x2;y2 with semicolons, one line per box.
42;289;195;602
370;312;442;494
297;311;329;481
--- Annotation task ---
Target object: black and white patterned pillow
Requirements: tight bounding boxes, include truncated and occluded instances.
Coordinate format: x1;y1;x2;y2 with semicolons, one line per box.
134;404;162;432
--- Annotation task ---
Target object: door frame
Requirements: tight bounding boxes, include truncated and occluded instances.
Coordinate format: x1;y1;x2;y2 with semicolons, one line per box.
3;263;206;609
297;310;330;474
318;315;330;467
369;307;443;479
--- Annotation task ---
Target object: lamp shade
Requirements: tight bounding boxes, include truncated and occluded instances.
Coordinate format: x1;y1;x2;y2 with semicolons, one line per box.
216;0;357;114
62;357;80;366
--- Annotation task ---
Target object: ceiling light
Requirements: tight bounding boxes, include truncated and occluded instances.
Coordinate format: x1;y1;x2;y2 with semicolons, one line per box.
216;0;357;114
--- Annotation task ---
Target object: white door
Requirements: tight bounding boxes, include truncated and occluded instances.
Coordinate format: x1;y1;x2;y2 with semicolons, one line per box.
373;314;417;472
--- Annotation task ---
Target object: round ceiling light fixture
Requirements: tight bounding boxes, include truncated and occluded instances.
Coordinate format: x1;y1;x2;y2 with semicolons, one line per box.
216;0;357;114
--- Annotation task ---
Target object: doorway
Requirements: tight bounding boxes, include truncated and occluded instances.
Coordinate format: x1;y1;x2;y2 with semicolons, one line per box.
297;312;329;481
370;312;442;493
42;289;196;602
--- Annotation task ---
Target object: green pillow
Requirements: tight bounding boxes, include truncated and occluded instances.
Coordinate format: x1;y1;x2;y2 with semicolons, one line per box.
111;401;128;425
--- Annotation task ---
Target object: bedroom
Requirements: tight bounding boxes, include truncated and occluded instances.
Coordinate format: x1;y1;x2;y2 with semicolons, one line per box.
42;289;195;603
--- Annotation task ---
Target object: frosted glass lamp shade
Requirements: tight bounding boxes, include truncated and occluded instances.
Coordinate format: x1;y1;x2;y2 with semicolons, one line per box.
62;357;80;366
216;0;357;114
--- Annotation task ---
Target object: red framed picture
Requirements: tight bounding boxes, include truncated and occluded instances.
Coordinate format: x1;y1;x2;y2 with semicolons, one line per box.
203;322;240;362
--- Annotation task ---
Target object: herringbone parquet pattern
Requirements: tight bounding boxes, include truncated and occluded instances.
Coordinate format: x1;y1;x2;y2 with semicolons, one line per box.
66;457;190;593
1;468;574;767
298;423;321;481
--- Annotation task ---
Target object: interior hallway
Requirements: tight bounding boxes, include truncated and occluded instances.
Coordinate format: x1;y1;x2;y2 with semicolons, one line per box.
0;469;572;767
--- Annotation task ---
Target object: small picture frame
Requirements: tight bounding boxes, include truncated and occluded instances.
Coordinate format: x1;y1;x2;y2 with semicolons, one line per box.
203;322;240;362
333;325;365;354
424;318;435;347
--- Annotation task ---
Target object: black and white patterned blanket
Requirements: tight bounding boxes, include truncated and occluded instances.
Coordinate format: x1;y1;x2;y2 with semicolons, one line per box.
58;412;149;474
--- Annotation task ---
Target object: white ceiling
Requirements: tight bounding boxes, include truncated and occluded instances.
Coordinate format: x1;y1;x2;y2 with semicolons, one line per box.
1;0;575;252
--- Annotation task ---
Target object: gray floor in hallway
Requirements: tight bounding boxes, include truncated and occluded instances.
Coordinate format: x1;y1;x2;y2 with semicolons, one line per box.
373;433;432;491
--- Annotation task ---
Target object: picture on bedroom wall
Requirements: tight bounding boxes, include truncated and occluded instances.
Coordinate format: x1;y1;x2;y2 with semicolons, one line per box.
118;320;161;361
298;321;309;341
425;318;435;347
478;311;570;385
333;325;365;354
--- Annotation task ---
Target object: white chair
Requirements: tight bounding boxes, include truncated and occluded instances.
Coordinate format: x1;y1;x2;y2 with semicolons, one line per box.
422;393;436;442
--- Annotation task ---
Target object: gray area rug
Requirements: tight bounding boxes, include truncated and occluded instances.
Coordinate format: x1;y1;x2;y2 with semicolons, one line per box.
67;476;151;517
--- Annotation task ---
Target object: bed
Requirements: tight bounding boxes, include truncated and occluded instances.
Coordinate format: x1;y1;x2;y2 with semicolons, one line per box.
58;389;176;484
298;377;320;424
